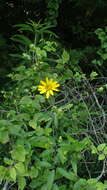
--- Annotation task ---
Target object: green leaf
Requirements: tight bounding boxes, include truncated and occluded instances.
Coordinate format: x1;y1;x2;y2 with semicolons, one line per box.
35;126;44;136
91;145;98;154
41;184;47;190
0;129;9;144
0;166;7;180
57;168;76;181
15;23;33;32
58;149;67;164
54;113;58;128
35;95;45;103
62;50;70;64
4;158;13;165
29;167;38;178
98;144;106;151
71;160;77;175
34;112;51;122
73;179;87;190
46;170;55;190
104;147;107;155
96;182;106;190
39;161;51;168
29;120;37;129
53;184;59;190
101;53;107;60
44;128;52;136
11;145;26;162
29;179;42;188
30;136;53;149
90;71;98;80
98;154;105;160
15;162;25;175
87;178;97;184
11;34;32;46
9;167;16;181
8;124;21;136
20;96;32;105
18;177;26;190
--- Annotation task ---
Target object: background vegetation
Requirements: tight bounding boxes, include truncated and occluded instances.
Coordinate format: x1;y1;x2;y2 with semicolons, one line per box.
0;0;107;189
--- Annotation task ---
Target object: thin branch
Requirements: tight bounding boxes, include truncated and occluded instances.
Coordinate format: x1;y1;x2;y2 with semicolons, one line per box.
96;159;106;181
2;182;9;190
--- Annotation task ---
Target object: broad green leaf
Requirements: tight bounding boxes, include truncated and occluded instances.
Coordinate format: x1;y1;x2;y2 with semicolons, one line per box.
62;50;70;64
41;184;47;190
87;178;97;184
73;179;87;190
96;182;106;190
0;129;9;144
16;113;30;121
15;162;25;175
11;145;26;162
98;154;105;160
8;124;21;136
29;167;38;178
29;120;37;129
0;120;10;126
35;126;44;136
0;166;7;180
104;147;107;155
98;143;106;151
18;177;26;190
44;128;52;136
30;136;53;149
46;170;55;190
9;167;16;181
34;112;51;122
35;95;45;103
57;168;76;181
102;53;107;60
39;161;51;168
20;96;32;105
29;179;42;188
53;184;59;190
4;158;13;165
91;145;98;154
71;160;77;175
90;71;98;80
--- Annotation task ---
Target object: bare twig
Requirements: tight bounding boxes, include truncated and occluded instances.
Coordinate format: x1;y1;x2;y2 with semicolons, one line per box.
96;160;106;181
2;182;9;190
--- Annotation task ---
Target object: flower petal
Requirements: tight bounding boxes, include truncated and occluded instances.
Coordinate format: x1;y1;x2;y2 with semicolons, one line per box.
52;88;59;91
49;90;54;95
46;77;49;84
39;89;47;93
46;91;50;99
40;81;46;86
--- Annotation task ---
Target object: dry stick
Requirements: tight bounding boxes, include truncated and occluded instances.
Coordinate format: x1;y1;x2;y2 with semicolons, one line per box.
96;159;106;181
74;85;100;145
2;182;9;190
85;79;106;133
8;182;16;190
84;79;106;145
83;154;91;178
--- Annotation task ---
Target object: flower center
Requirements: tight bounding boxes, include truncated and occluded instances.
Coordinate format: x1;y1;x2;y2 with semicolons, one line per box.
46;84;52;91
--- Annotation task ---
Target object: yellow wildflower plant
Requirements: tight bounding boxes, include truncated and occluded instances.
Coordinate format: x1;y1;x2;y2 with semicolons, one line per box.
38;77;60;99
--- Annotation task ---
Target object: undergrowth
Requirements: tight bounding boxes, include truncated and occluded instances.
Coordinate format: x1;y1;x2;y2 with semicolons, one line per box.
0;21;107;190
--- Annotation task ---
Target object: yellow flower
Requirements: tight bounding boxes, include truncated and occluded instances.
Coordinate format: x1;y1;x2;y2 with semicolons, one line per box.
38;77;60;99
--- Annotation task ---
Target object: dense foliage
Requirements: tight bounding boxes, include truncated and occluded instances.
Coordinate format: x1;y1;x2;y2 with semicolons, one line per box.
0;0;107;190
